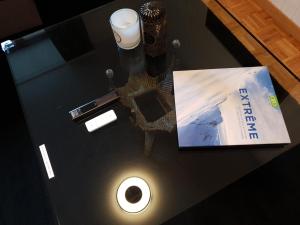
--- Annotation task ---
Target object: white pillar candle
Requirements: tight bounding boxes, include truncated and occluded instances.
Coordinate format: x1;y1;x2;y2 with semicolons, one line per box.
110;8;141;50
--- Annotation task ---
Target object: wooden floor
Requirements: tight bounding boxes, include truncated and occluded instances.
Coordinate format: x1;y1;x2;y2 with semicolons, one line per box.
216;0;300;79
202;0;300;104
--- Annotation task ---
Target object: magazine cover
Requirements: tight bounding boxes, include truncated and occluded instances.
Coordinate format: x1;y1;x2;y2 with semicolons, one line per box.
173;67;291;147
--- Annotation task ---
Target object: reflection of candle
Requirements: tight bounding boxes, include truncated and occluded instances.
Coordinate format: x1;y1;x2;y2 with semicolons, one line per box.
110;9;141;50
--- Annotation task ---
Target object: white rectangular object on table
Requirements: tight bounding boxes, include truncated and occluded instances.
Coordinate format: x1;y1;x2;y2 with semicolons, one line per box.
85;109;117;132
39;144;55;179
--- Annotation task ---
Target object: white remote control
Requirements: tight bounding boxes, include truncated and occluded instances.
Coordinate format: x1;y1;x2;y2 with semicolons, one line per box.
85;110;117;132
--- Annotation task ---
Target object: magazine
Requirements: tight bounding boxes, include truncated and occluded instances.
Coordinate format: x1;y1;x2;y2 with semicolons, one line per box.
173;67;291;147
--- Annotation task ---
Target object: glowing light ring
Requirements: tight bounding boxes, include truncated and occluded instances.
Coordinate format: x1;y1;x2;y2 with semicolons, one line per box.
117;177;151;213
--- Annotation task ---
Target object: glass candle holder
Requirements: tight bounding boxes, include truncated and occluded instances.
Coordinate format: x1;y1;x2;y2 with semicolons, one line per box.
110;8;141;50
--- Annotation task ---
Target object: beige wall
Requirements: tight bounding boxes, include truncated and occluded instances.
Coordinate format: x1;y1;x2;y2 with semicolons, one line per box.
271;0;300;26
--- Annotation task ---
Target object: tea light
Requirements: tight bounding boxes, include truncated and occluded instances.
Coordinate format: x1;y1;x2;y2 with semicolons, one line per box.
110;8;141;50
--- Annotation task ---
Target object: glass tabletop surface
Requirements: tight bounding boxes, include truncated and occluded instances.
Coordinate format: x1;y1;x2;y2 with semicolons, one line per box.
4;0;300;224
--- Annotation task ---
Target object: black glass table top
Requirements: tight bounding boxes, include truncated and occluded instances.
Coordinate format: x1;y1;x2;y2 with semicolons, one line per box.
3;0;300;224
